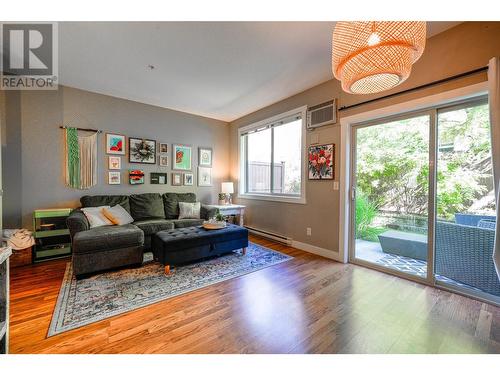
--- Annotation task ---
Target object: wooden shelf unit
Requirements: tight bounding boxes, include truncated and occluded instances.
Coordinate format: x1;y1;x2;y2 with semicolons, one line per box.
33;208;73;262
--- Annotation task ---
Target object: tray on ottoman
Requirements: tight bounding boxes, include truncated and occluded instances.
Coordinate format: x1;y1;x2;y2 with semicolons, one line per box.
152;224;249;274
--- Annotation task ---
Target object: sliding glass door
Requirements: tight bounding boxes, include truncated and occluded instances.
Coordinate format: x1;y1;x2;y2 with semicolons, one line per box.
350;96;500;303
351;113;431;280
435;100;499;300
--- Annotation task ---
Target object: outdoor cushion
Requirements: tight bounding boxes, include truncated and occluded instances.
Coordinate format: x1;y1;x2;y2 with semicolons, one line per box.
163;193;196;219
133;219;175;236
478;219;496;230
81;195;131;213
129;193;165;221
72;224;144;254
173;219;204;228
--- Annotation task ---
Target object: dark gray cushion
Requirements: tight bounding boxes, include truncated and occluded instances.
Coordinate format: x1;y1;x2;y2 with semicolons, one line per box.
80;195;130;213
133;219;175;236
73;224;144;254
173;219;204;228
201;205;219;220
163;193;197;219
67;209;90;239
130;193;165;221
153;224;248;252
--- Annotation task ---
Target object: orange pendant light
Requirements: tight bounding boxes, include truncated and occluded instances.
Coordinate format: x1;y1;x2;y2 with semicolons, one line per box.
332;21;427;94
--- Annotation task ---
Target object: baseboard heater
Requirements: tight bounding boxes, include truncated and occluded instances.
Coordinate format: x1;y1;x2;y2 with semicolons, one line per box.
244;226;293;246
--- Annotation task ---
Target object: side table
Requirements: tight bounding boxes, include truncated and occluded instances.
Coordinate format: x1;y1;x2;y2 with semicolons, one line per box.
212;204;246;226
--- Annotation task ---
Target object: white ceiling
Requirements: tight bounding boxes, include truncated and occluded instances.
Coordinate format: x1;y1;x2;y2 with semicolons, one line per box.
59;22;462;122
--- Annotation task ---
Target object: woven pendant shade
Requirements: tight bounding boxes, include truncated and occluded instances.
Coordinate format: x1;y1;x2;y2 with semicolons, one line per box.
332;21;426;94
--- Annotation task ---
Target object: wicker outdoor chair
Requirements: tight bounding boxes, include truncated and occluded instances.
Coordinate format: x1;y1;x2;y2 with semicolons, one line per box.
435;221;500;296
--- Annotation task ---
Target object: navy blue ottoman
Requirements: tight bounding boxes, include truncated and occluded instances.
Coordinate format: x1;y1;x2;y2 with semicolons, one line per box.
152;224;249;274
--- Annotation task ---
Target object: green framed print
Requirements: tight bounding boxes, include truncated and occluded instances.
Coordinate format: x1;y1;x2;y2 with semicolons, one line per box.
173;144;192;170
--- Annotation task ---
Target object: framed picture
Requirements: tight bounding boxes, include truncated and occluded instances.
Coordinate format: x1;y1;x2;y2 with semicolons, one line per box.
108;156;121;170
129;138;156;164
105;133;126;155
108;171;121;185
198;147;213;167
159;155;168;167
308;144;334;180
172;144;192;170
151;172;167;185
184;172;194;186
129;169;145;185
172;172;183;186
159;143;168;153
198;166;212;186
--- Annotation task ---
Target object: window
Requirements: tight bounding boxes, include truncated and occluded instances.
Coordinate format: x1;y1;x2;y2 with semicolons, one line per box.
239;106;306;203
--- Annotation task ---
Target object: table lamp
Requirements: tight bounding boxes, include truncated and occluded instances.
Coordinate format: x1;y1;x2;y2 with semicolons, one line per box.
221;182;234;205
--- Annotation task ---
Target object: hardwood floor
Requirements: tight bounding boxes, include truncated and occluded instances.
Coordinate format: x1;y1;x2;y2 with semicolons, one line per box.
8;235;500;354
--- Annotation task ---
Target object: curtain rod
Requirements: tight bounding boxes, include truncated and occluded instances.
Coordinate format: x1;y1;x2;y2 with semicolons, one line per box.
338;66;489;112
59;125;102;133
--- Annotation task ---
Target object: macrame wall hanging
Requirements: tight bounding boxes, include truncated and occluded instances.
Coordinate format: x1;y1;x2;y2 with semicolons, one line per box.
63;127;98;189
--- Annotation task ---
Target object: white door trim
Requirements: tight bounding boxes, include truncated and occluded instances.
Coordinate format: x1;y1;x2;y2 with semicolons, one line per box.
338;81;488;263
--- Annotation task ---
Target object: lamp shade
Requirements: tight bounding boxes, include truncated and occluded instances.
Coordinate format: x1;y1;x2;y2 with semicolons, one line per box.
221;182;234;194
332;21;426;94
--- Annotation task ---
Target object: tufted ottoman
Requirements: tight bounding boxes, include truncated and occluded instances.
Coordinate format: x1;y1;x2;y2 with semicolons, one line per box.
152;224;249;274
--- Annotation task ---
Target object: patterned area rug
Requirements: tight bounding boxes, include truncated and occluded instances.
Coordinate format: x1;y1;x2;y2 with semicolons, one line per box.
48;242;291;337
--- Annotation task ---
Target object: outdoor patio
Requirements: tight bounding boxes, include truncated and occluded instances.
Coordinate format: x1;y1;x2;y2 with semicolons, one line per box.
355;238;485;291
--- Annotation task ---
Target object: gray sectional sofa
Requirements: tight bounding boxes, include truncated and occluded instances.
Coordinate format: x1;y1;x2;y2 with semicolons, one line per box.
67;192;218;278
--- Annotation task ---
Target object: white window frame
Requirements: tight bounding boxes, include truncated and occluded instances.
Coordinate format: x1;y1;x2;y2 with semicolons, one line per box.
238;106;307;204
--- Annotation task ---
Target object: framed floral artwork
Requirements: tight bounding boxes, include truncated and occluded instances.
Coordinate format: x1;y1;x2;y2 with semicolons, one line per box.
198;166;212;186
173;144;192;170
198;147;213;167
108;171;121;185
129;169;145;184
172;172;183;186
184;172;194;186
108;156;121;170
105;133;126;155
129;138;156;164
308;144;334;180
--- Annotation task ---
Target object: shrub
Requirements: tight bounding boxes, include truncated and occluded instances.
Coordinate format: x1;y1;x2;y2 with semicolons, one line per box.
355;192;386;241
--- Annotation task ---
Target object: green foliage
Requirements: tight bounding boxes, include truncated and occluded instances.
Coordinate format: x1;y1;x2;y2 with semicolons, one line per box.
355;104;493;222
355;192;386;241
215;211;225;222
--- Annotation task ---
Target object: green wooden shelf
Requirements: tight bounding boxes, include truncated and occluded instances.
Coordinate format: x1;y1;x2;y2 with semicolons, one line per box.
33;208;72;219
34;245;71;261
33;208;73;262
34;228;70;238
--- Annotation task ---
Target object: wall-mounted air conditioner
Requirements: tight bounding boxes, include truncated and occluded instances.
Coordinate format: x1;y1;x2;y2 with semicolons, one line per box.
306;99;337;130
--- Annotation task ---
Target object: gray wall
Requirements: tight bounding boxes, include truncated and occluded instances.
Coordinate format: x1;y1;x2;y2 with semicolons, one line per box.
2;86;229;229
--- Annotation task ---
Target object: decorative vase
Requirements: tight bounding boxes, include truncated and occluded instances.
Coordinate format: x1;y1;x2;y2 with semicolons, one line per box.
218;193;226;205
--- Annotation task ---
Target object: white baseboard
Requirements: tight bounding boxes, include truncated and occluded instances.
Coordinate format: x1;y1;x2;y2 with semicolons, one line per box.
291;240;343;262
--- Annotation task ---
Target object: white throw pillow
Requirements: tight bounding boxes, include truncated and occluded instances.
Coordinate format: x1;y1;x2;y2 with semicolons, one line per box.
81;206;113;228
178;202;201;219
102;204;134;225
